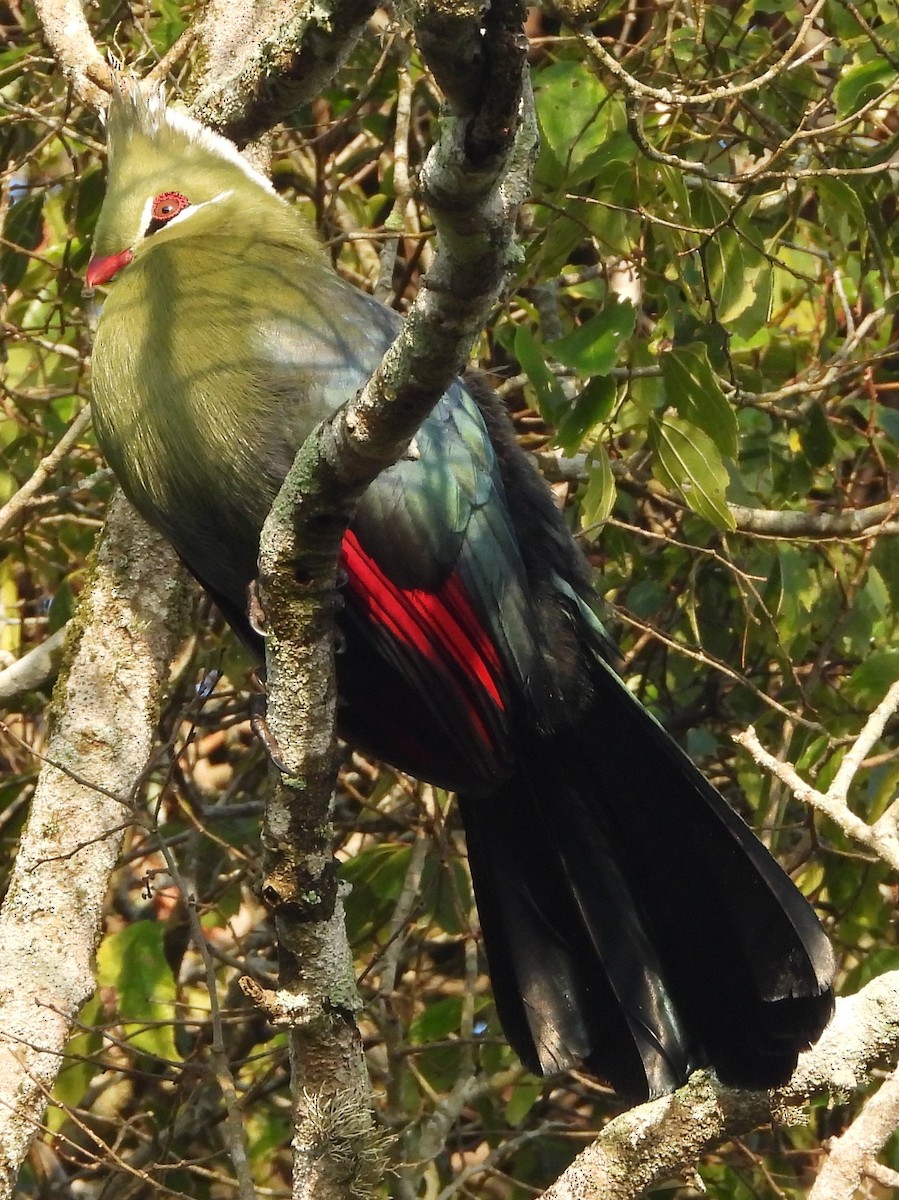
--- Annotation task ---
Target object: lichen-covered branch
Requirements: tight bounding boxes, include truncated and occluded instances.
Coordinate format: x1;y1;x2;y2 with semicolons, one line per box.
727;500;899;539
808;1065;899;1200
255;5;535;1197
734;679;899;873
30;0;113;107
543;972;899;1200
192;0;380;143
0;495;189;1199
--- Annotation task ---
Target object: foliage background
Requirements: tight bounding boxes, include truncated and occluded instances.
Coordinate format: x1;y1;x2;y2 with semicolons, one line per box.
2;0;899;1195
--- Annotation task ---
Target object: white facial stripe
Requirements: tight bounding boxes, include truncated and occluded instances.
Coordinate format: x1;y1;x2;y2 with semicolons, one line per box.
162;106;278;196
141;189;234;241
136;194;155;244
167;188;234;229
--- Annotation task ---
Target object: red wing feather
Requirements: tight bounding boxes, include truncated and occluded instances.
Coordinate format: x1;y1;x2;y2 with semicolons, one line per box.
341;529;506;753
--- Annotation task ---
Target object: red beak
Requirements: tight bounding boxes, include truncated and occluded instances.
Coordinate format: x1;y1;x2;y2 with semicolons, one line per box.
85;249;134;288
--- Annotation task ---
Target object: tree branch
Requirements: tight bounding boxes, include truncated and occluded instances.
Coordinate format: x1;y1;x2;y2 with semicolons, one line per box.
0;626;68;707
191;0;380;144
808;1064;899;1200
543;973;899;1200
253;5;536;1196
568;0;828;108
734;678;899;873
30;0;113;108
0;495;189;1198
0;405;93;539
727;500;899;539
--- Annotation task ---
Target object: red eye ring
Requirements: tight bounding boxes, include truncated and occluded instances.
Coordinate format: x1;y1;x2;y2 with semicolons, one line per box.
151;192;190;223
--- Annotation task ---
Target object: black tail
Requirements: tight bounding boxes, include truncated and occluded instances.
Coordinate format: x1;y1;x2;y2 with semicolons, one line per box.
459;653;835;1100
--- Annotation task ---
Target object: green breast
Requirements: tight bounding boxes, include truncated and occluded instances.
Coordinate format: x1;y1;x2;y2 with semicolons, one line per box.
91;237;391;603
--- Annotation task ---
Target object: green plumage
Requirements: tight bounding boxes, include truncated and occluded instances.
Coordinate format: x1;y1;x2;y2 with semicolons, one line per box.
88;87;834;1099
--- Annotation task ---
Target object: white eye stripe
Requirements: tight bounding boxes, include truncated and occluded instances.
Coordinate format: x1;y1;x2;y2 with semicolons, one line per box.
137;194;155;238
141;189;233;239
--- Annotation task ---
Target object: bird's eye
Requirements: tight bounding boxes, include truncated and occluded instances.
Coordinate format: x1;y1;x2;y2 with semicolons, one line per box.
146;192;190;235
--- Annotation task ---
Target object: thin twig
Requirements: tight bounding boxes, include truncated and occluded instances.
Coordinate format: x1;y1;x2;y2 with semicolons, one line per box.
575;3;828;109
734;679;899;872
0;405;92;538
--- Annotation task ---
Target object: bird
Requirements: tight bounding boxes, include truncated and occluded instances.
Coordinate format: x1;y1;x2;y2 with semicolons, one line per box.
86;84;835;1101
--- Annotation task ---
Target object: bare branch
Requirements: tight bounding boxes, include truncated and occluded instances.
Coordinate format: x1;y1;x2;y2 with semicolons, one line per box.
192;0;380;144
734;680;899;872
623;93;898;186
543;973;899;1200
152;839;256;1200
0;626;68;707
0;405;92;539
30;0;113;109
0;495;189;1196
727;500;899;540
808;1065;899;1200
569;1;828;108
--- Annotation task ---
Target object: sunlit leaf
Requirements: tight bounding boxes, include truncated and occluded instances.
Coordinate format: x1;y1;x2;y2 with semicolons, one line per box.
649;413;735;529
847;649;899;704
96;922;180;1063
580;444;617;534
660;343;738;458
533;61;610;186
549;300;636;378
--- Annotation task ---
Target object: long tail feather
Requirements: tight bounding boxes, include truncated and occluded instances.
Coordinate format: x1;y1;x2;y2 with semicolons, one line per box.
460;655;834;1099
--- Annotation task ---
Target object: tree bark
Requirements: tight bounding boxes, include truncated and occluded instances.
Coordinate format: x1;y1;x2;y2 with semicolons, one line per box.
0;495;189;1198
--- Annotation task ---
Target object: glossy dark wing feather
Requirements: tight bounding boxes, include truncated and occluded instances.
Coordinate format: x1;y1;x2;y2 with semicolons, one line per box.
127;278;834;1099
336;376;560;793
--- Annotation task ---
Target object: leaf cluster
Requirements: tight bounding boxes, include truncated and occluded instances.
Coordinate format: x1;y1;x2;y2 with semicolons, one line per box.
3;0;899;1196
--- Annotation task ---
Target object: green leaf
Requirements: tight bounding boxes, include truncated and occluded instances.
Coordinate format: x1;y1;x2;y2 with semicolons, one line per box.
690;191;768;324
340;843;412;939
876;405;899;442
847;649;899;704
649;414;735;529
567;130;637;191
712;229;768;325
814;178;868;245
0;563;19;656
0;194;45;290
526;200;589;278
659;344;738;458
409;996;464;1043
800;402;836;468
514;325;567;423
50;995;103;1130
421;854;472;936
549;300;636;378
834;58;893;117
872;537;899;615
48;577;76;633
627;579;667;617
580;445;617;534
75;168;106;240
556;375;616;454
505;1077;542;1125
534;61;610;186
96;921;180;1062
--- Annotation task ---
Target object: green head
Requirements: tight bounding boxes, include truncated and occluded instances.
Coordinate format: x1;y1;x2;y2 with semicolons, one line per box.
87;84;314;286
